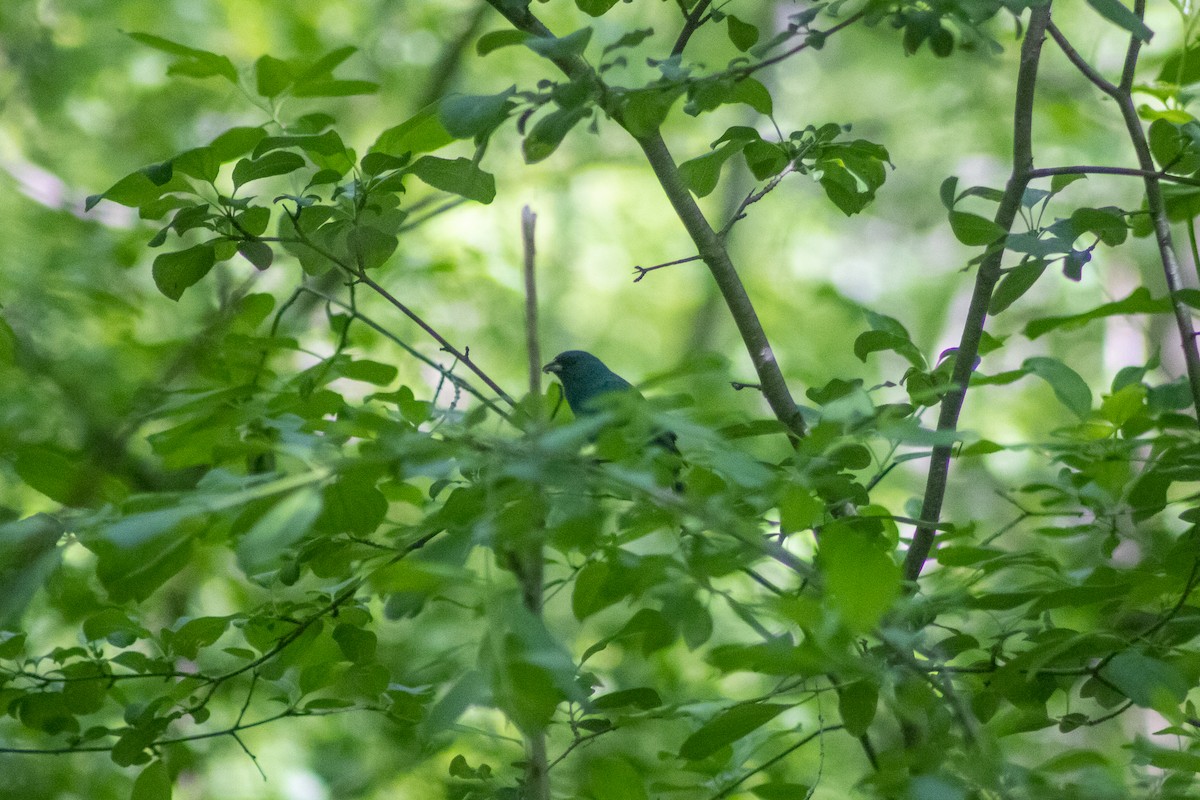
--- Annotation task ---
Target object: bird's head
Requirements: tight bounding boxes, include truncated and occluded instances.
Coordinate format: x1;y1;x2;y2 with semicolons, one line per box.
542;350;604;380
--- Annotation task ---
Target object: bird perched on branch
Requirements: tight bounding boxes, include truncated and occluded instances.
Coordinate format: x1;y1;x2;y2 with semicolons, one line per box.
542;350;679;454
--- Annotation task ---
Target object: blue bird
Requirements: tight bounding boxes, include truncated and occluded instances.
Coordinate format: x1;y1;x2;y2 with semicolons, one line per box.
542;350;679;454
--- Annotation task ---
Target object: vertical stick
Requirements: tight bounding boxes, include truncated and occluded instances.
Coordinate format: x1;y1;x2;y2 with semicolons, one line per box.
523;205;542;403
518;204;549;800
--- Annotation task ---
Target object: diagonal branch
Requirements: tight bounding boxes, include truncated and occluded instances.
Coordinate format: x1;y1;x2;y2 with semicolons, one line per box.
903;6;1052;581
483;0;808;438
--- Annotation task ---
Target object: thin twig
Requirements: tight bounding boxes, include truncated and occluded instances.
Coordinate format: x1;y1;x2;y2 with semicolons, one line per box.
632;254;702;282
709;725;844;800
671;0;713;57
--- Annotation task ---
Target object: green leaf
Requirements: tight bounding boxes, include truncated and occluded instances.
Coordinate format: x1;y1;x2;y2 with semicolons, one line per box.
679;703;788;760
779;486;824;534
254;55;292;97
333;624;378;664
1085;0;1153;43
727;15;760;52
372;102;455;156
820;526;900;633
990;259;1047;314
90;507;201;602
317;473;388;536
408;156;496;203
125;31;237;83
237;488;323;576
232;151;306;189
131;760;172;800
1101;651;1187;714
622;86;684;137
949;211;1005;246
1158;45;1200;85
292;79;379;98
523;106;589;163
1023;356;1093;419
85;162;184;211
1069;206;1128;246
14;445;90;505
152;244;216;301
440;88;515;139
679;141;749;197
476;30;531;56
341;359;399;385
576;0;620;16
526;27;593;59
854;330;924;368
729;77;773;115
0;514;63;627
603;28;654;56
837;680;878;736
592;687;662;710
586;756;648;800
1024;287;1169;339
238;241;273;270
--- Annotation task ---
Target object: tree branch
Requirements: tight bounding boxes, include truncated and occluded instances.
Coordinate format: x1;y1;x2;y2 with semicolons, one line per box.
903;5;1051;581
483;0;808;438
1047;11;1200;421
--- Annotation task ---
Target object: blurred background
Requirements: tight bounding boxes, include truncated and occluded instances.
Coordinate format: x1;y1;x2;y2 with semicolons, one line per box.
0;1;1191;797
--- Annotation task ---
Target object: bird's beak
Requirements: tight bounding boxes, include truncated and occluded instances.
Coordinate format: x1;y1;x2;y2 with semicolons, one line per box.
542;359;561;375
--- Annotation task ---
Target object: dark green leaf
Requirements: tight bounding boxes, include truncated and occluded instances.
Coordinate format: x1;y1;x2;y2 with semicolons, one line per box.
576;0;619;16
621;86;684;137
232;152;306;190
292;79;379;98
152;244;216;301
440;88;516;139
125;32;238;82
727;15;760;51
236;488;323;576
526;27;593;59
679;703;788;760
477;30;531;56
990;259;1048;314
838;680;878;736
1085;0;1153;43
238;241;273;270
408;156;496;203
523;106;589;163
254;55;292;97
1101;651;1187;713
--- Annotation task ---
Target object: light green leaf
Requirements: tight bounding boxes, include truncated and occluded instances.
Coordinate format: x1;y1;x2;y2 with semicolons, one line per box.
949;211;1005;246
820;526;900;633
372;103;455;155
1024;287;1169;339
1023;356;1092;418
131;760;172;800
236;488;323;576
